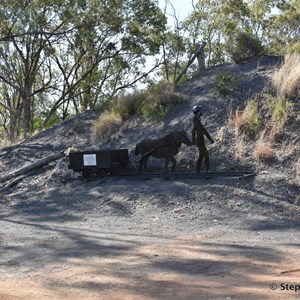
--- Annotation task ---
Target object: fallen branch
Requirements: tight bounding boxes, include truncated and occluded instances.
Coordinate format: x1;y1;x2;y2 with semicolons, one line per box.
0;152;65;184
0;171;36;193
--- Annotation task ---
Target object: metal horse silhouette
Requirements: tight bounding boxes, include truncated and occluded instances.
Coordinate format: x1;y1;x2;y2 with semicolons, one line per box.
135;130;193;173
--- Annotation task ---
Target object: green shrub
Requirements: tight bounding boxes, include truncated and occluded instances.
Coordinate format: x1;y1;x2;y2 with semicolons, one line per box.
263;94;293;127
111;91;165;121
214;71;239;96
110;81;185;122
32;111;61;131
235;99;261;134
32;116;44;132
112;92;146;120
147;80;186;105
231;32;264;63
286;42;300;55
147;80;171;95
246;100;261;132
140;95;165;121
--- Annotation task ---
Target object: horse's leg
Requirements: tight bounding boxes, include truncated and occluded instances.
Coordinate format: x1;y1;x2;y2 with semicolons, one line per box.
140;155;150;173
139;159;143;174
139;155;147;173
164;158;169;174
170;156;177;173
144;155;150;173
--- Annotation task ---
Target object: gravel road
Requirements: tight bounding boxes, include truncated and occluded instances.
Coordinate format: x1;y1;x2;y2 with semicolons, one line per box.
1;171;300;300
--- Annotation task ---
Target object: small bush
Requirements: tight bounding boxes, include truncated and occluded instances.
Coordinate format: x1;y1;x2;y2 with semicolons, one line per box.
147;80;187;107
234;109;248;134
268;122;282;143
286;42;300;55
140;95;166;121
230;32;264;63
235;136;246;159
262;94;293;130
111;92;166;122
271;98;293;126
214;71;239;96
234;92;296;163
235;100;261;134
263;94;293;128
160;90;187;107
110;81;186;122
272;53;300;99
276;139;299;162
253;135;274;161
246;100;261;132
91;111;122;141
112;92;146;120
253;142;274;161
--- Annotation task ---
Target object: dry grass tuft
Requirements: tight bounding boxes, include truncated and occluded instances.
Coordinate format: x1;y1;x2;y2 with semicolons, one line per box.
271;122;284;140
262;121;283;144
234;100;261;135
276;139;299;161
272;53;300;98
292;157;300;187
253;133;274;161
234;109;248;134
253;142;274;161
235;137;246;159
91;111;122;141
216;126;227;142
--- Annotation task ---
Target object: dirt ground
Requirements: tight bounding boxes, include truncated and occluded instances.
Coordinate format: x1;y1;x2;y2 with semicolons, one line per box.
1;174;300;300
1;238;300;300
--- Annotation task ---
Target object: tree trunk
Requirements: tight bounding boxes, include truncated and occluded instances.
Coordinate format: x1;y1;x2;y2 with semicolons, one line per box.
174;41;206;85
0;152;65;184
22;79;32;136
195;43;205;73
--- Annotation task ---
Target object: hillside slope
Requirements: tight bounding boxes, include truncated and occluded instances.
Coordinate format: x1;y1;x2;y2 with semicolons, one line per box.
2;56;298;194
0;55;299;300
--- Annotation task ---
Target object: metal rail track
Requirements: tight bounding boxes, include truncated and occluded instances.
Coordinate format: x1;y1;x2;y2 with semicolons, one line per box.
116;171;255;180
66;171;256;183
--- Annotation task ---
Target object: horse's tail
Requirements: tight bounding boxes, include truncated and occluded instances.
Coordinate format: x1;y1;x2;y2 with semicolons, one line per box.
134;144;139;156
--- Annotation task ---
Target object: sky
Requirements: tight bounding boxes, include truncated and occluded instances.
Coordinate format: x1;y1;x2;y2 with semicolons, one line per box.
158;0;194;23
158;0;282;23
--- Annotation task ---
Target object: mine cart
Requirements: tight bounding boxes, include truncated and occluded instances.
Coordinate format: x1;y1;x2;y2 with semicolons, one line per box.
68;149;130;177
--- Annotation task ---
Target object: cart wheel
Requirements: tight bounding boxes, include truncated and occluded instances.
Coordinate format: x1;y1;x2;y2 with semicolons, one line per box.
96;170;105;176
82;170;91;178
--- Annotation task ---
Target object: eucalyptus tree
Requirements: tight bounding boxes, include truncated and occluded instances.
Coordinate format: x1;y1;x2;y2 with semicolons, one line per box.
44;0;167;126
0;0;166;140
265;0;300;53
182;0;299;65
183;0;250;66
0;0;87;138
158;0;186;84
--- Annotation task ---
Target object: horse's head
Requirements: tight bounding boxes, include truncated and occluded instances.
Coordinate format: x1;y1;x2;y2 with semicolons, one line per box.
172;130;193;146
